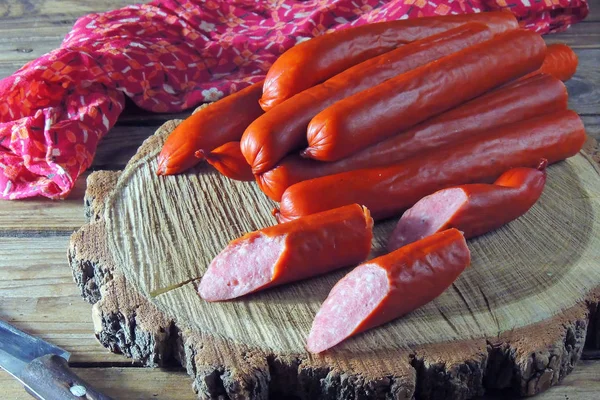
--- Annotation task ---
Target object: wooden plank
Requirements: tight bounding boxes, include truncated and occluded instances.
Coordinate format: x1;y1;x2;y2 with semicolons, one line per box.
582;349;600;360
1;361;598;400
0;61;23;77
566;49;600;115
0;33;66;64
0;0;139;19
0;236;82;295
483;360;600;399
584;0;600;22
545;22;600;48
582;115;600;142
0;236;130;363
0;175;86;234
0;367;195;400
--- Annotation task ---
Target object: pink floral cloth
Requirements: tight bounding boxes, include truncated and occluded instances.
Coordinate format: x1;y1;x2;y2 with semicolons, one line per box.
0;0;588;199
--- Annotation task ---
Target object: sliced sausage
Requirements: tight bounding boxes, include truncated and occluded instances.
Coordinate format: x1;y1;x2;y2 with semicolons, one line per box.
198;204;373;301
306;228;470;353
277;110;585;222
259;11;518;111
258;74;566;201
387;160;548;251
303;29;546;161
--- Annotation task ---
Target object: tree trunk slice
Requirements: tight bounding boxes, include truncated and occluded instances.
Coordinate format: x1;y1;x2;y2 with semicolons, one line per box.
69;118;600;399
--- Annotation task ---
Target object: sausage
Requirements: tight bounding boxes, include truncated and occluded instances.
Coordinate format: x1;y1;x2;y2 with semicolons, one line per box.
522;43;578;82
198;204;373;301
387;160;548;251
156;81;264;175
242;24;494;175
306;228;470;353
303;29;547;162
258;74;566;201
277;110;585;222
259;11;518;111
195;142;254;182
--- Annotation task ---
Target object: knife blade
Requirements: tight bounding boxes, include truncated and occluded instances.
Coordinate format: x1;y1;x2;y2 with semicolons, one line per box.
0;319;113;400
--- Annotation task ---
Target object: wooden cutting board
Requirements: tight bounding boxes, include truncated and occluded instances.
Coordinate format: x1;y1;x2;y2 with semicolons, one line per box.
69;117;600;400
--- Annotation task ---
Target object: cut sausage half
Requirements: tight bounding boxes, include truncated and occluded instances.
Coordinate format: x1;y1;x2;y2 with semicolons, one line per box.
307;228;470;353
199;204;373;301
387;161;548;251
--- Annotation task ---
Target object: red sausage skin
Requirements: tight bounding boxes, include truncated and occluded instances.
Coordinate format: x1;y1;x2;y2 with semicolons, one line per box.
198;204;373;301
257;73;566;201
522;43;578;82
306;228;470;353
303;29;546;162
156;81;264;175
387;160;548;251
196;142;254;182
242;23;493;175
277;110;585;222
259;11;518;111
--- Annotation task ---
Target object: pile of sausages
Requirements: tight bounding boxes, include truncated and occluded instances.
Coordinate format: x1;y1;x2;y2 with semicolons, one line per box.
157;11;586;353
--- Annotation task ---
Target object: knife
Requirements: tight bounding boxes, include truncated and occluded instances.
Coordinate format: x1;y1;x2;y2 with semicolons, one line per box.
0;319;113;400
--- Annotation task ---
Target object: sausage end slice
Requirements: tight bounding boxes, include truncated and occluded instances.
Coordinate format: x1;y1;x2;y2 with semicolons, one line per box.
307;229;470;353
387;188;467;251
200;204;373;301
199;234;286;301
306;263;389;353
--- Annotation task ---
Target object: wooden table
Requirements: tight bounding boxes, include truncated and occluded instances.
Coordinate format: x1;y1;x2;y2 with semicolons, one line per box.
0;1;599;398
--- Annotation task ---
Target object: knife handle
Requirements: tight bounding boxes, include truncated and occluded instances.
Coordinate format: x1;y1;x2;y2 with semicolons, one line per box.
20;354;113;400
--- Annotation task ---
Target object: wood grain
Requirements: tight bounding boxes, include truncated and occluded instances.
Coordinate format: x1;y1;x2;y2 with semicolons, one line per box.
585;2;600;21
0;175;87;234
0;367;195;400
0;1;139;19
486;360;600;399
0;236;133;363
106;118;600;355
544;22;600;48
6;360;598;400
66;113;597;398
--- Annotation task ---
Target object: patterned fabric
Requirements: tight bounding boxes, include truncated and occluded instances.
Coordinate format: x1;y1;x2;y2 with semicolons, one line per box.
0;0;589;199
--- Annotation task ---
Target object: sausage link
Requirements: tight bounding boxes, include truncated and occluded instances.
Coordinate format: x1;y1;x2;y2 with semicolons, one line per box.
259;11;518;111
258;74;566;201
242;23;493;175
277;110;585;222
195;142;254;182
156;81;264;175
522;43;578;82
306;228;470;353
303;29;547;162
387;160;548;251
198;204;373;301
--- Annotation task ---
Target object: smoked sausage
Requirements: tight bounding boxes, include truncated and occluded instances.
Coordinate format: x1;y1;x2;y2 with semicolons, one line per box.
258;74;566;201
522;43;578;82
195;142;254;182
259;11;518;111
156;81;264;175
198;204;373;301
242;23;493;174
277;110;585;222
306;228;470;353
303;29;547;161
387;160;548;251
